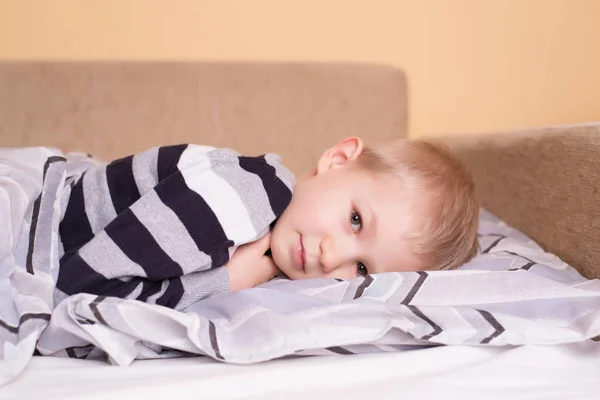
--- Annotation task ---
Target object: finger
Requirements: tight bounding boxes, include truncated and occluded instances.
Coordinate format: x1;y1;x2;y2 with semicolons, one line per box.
255;232;272;252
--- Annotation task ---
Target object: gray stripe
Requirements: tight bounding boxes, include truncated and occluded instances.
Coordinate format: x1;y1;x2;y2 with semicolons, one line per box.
482;236;506;253
327;346;354;355
407;305;442;341
384;273;423;305
401;271;428;305
208;149;275;236
454;308;494;343
90;297;109;326
508;261;536;271
146;280;169;304
65;347;77;358
63;153;101;190
26;156;65;274
65;344;94;359
264;153;296;192
0;313;51;334
79;231;146;279
26;195;43;274
208;321;223;360
53;288;69;307
353;274;374;299
83;164;117;233
127;281;144;300
26;157;63;273
132;146;159;194
477;309;505;344
178;267;230;310
59;183;72;224
130;190;212;274
33;159;66;277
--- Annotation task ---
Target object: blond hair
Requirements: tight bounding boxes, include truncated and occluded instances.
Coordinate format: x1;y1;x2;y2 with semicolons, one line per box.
357;139;479;271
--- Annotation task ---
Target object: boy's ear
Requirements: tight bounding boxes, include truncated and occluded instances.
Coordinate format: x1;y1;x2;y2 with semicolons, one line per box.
316;137;364;175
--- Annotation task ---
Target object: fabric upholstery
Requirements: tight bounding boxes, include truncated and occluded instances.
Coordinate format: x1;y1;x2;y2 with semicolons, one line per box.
0;62;408;175
436;123;600;279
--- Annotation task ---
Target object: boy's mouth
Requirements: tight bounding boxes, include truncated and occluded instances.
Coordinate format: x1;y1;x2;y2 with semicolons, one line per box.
293;235;306;272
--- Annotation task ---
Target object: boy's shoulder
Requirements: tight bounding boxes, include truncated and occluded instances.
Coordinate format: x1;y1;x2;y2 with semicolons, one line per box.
178;144;296;191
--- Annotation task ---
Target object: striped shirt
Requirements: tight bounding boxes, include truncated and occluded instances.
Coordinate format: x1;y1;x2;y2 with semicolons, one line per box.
55;144;295;310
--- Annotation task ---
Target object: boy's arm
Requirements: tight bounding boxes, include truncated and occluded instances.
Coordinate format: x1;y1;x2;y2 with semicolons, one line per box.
59;144;210;253
57;145;294;310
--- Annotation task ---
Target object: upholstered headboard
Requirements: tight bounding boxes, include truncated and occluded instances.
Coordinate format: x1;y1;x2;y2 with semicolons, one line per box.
437;123;600;279
0;62;408;174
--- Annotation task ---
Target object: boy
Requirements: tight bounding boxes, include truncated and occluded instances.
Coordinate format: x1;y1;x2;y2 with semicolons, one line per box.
55;137;479;310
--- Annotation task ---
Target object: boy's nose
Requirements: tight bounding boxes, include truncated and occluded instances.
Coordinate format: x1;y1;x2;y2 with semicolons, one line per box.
319;236;351;273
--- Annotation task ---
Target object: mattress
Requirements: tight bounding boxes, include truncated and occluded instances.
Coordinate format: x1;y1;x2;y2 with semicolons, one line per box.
4;341;600;400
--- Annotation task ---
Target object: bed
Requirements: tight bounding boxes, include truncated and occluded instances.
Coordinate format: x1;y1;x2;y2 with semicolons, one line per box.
1;62;599;399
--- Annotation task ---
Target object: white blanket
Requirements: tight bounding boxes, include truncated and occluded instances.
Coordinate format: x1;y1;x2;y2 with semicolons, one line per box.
5;341;600;400
2;147;600;387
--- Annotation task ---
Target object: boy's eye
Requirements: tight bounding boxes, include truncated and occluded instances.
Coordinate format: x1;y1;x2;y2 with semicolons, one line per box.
357;262;369;277
350;210;362;233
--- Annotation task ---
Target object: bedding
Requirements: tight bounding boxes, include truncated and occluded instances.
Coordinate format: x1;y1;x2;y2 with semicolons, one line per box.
5;341;600;399
2;146;600;388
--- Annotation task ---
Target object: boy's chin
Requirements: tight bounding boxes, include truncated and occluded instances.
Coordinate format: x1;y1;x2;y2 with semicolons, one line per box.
276;259;307;281
269;249;295;279
276;263;302;280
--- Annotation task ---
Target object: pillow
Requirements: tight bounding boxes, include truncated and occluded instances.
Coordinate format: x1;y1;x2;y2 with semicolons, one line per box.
464;209;586;282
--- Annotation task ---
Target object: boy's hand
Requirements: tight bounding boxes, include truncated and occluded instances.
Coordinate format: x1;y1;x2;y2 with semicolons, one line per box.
225;233;282;292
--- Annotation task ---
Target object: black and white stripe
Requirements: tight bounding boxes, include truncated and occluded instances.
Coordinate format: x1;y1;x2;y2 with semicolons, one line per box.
59;172;95;259
238;155;293;218
26;156;66;274
56;145;294;310
353;274;374;299
503;250;538;271
479;233;507;254
477;309;505;344
401;271;428;305
326;346;354;355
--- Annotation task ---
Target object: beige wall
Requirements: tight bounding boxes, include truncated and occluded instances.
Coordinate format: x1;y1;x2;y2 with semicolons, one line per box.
1;0;599;137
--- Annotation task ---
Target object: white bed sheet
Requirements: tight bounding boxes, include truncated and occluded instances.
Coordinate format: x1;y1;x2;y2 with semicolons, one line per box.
4;341;600;400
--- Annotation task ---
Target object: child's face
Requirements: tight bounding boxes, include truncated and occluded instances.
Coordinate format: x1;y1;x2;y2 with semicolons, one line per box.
270;137;426;280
